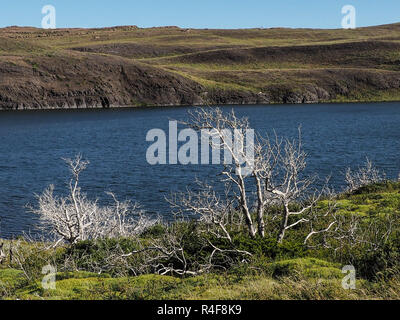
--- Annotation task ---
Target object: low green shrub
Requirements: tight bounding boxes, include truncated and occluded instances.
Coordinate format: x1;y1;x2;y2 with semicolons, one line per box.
350;235;400;281
61;238;140;276
232;234;307;259
346;181;400;196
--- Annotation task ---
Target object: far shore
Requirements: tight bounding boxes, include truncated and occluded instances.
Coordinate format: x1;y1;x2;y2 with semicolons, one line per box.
2;99;400;112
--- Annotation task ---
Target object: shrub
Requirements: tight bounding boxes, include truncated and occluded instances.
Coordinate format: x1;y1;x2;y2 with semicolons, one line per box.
350;181;400;196
232;234;307;259
61;238;141;276
345;158;385;193
350;235;400;281
8;240;66;281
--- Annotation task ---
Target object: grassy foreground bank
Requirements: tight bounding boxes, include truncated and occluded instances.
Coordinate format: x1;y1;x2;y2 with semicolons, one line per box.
1;264;399;300
1;181;400;300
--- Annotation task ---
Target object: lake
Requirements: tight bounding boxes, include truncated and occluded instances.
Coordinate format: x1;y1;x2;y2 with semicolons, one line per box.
1;102;400;238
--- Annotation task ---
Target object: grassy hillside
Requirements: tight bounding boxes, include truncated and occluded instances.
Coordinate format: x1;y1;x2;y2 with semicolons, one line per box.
2;24;400;109
1;182;400;300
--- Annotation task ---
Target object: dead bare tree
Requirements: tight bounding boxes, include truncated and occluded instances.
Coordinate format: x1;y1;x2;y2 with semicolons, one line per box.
345;158;384;193
182;108;281;238
303;190;339;245
123;225;199;276
167;180;239;243
305;208;399;257
165;180;252;274
31;154;155;244
122;220;251;276
184;108;258;237
181;108;336;243
263;132;327;243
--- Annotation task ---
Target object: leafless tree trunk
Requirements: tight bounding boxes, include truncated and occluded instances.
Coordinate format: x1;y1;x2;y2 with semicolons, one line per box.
182;108;336;242
184;108;259;237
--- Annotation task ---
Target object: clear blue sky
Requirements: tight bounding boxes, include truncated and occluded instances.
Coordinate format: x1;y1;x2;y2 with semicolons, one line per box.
1;0;400;29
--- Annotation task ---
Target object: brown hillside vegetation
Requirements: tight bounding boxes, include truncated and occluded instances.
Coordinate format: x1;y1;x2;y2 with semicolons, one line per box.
1;24;400;109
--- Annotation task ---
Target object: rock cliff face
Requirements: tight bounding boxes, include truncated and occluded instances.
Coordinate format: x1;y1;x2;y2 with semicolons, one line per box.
1;25;400;110
0;54;205;110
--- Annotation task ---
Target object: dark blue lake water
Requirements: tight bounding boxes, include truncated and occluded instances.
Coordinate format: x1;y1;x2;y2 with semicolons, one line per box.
1;102;400;238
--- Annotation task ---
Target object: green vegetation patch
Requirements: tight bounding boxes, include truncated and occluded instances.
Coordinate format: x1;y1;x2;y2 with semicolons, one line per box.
268;258;342;279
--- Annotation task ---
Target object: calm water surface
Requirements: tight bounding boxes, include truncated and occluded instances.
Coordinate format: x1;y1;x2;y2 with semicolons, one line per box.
1;102;400;238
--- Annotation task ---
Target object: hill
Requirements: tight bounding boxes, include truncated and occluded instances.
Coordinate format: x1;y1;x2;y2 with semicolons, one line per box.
2;24;400;109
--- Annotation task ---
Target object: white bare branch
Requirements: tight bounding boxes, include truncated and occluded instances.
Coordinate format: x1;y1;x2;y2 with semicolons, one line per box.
31;155;156;244
345;158;385;193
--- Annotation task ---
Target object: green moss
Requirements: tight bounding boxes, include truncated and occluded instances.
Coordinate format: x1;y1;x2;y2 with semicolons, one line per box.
331;182;400;218
268;258;342;279
56;271;112;281
3;265;400;300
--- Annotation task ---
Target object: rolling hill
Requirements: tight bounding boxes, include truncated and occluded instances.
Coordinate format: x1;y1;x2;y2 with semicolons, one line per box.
1;24;400;109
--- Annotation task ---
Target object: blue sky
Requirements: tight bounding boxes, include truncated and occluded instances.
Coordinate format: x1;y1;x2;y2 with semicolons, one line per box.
1;0;400;29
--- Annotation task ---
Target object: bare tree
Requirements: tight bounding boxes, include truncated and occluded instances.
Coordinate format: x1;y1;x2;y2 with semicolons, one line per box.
122;220;251;276
119;176;254;276
307;211;399;258
167;180;238;243
345;158;384;193
123;224;200;276
181;108;335;243
302;190;339;245
184;108;258;237
165;180;252;273
31;154;155;244
263;133;326;243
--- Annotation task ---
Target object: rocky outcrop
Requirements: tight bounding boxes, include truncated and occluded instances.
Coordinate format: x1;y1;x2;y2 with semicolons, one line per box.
0;54;205;110
2;53;400;110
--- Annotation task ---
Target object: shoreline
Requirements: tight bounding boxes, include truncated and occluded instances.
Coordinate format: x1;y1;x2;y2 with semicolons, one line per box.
1;99;400;112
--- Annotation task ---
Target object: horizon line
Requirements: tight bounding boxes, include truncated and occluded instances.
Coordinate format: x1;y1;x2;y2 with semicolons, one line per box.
1;21;399;31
